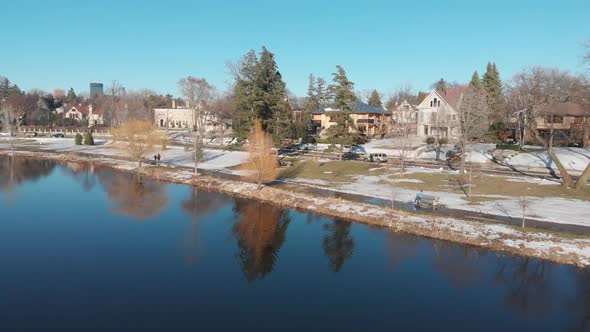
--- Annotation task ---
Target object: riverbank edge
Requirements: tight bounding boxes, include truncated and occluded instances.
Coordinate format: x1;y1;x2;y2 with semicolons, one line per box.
3;149;590;268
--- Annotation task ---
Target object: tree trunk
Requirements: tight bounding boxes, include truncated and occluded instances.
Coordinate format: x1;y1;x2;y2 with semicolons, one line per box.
531;129;574;187
546;146;574;187
575;163;590;189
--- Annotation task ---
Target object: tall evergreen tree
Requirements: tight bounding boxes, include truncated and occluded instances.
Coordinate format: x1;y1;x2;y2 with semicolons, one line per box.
327;65;358;152
433;78;448;95
0;77;21;101
469;70;483;90
367;90;383;108
316;77;329;107
304;74;320;112
66;88;78;104
232;50;259;139
255;47;290;144
482;62;505;119
231;47;290;143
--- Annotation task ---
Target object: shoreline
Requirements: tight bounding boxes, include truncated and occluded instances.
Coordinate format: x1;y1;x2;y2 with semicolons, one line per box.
3;149;590;268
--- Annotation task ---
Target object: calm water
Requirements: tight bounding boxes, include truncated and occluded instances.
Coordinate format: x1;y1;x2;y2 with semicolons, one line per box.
1;156;590;331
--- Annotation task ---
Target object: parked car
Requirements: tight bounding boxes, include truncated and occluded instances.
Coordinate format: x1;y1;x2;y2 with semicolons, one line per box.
25;132;37;137
363;153;388;163
52;133;65;138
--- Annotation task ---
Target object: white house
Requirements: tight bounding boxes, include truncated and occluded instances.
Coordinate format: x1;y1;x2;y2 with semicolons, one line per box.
64;103;105;126
416;87;465;137
154;107;229;133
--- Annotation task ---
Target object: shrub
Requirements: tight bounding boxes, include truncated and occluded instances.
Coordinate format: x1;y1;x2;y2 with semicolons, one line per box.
426;136;436;144
439;137;449;145
75;133;83;145
83;132;94;145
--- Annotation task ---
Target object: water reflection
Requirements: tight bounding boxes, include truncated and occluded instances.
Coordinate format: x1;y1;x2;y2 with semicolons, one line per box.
62;161;97;192
386;233;419;271
96;169;168;220
322;220;354;272
0;155;55;194
232;199;290;282
432;241;487;287
4;155;590;330
494;256;553;317
181;188;232;266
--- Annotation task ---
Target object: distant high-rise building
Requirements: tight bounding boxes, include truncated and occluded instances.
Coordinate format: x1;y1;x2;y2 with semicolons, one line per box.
53;89;65;98
90;82;104;98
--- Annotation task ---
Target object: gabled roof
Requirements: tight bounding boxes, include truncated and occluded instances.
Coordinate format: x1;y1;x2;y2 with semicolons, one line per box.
539;102;590;117
66;103;105;115
312;101;392;115
416;86;467;110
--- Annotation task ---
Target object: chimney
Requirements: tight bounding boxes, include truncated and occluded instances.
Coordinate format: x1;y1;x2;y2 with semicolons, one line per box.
172;99;176;109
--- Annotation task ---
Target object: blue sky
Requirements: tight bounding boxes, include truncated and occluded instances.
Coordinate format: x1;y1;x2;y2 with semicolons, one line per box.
1;0;589;99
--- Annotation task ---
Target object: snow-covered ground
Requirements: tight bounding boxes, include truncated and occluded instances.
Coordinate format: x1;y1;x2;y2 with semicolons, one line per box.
0;137;248;171
360;138;590;172
284;165;590;227
2;136;589;227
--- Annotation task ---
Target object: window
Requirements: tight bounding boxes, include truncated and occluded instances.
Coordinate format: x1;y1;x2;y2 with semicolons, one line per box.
573;117;586;124
545;115;563;124
160;119;164;127
438;100;441;107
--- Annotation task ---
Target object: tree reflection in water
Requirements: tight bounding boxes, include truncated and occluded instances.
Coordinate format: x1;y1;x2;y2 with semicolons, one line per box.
62;161;97;192
232;199;290;282
181;188;232;266
0;155;56;194
96;169;168;220
431;240;488;288
494;256;553;318
386;232;419;271
322;220;354;272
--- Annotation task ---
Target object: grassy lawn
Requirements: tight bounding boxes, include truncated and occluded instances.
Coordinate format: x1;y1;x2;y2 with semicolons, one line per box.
382;171;590;201
279;159;590;201
280;160;389;183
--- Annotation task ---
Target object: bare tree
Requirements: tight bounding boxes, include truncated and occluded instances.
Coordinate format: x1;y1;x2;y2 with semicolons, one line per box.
508;67;590;188
111;120;166;168
178;76;215;175
455;87;491;172
210;92;233;146
105;80;125;126
0;103;23;155
392;105;417;176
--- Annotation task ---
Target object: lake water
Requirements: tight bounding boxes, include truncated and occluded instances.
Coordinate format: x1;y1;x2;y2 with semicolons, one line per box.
1;155;590;331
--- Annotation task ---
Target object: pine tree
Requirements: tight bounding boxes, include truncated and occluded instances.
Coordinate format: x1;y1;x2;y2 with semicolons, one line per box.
0;77;20;100
84;131;94;145
66;88;78;104
304;74;320;112
232;50;259;139
316;77;329;107
469;70;483;90
433;78;448;95
367;90;383;108
231;47;290;144
327;65;358;152
482;62;505;119
255;47;290;144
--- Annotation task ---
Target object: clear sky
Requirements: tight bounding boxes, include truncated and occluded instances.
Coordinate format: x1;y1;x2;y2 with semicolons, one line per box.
1;0;589;99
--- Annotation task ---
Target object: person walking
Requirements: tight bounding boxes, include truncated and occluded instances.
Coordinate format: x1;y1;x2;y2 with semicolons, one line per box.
414;190;424;206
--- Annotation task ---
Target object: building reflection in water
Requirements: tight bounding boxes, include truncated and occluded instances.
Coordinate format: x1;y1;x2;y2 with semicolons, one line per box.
231;198;291;282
